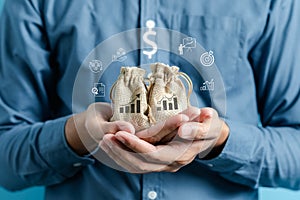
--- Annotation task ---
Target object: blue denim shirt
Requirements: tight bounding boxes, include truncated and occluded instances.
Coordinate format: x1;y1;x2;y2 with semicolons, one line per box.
0;0;300;199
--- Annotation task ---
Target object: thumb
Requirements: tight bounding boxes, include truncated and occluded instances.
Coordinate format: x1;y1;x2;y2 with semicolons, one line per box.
178;122;210;140
86;119;135;141
102;121;135;135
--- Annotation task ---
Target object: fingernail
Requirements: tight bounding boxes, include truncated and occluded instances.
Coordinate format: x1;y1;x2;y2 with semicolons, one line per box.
180;125;192;139
182;114;190;122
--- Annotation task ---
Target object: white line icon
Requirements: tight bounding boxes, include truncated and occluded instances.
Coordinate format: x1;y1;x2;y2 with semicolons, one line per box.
89;60;103;73
200;79;214;91
143;20;158;59
91;87;98;95
92;83;106;97
112;48;127;62
200;51;215;67
178;37;196;55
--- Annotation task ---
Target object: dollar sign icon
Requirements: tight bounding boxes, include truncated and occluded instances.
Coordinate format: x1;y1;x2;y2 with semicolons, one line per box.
143;20;158;59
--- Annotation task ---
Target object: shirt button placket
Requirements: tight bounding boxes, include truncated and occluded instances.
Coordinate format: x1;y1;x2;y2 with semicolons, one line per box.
140;0;161;199
142;173;162;200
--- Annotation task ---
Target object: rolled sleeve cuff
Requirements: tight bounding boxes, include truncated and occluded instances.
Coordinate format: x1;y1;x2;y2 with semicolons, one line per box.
38;116;94;178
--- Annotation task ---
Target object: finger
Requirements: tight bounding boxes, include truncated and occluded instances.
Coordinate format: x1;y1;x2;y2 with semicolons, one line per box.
168;139;214;167
86;119;135;139
180;106;201;122
115;131;156;153
199;108;224;135
199;107;215;122
99;139;138;172
102;121;135;134
87;102;113;121
101;134;168;173
113;133;202;171
178;108;215;140
159;130;177;144
116;132;186;165
100;135;182;173
136;114;189;143
138;138;194;165
178;121;217;140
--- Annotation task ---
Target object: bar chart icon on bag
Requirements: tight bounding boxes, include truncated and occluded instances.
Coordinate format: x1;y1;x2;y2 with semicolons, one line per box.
119;94;141;114
156;95;179;111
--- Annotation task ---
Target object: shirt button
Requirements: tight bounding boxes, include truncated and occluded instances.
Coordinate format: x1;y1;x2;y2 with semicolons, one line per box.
73;163;82;167
147;191;157;200
146;20;156;28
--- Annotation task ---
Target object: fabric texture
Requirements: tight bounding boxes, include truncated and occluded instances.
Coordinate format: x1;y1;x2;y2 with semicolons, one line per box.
110;67;150;131
148;63;192;124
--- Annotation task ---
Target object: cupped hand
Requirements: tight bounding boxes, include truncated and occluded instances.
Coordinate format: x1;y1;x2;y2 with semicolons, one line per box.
65;102;135;155
99;107;229;173
136;107;200;144
99;132;200;173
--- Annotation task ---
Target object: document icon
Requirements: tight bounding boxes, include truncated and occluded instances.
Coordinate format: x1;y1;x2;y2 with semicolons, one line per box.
91;83;106;97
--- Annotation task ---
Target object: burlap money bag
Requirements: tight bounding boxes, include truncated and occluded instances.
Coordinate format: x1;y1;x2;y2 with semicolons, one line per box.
110;67;150;131
148;63;192;124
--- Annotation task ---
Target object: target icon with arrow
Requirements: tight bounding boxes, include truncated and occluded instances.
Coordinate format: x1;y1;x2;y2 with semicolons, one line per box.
200;51;215;67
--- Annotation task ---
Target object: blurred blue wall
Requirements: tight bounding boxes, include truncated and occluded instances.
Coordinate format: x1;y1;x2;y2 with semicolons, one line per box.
0;0;300;199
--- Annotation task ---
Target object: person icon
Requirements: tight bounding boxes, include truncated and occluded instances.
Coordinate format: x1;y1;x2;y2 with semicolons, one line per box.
178;43;184;55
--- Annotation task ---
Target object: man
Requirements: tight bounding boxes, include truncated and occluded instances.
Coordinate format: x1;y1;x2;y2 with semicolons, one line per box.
0;0;299;199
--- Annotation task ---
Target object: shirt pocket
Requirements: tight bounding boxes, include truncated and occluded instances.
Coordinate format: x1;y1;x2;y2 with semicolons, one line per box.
159;14;242;91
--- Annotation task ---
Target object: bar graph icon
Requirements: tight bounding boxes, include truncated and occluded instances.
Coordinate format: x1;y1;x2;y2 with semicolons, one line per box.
119;94;141;114
156;95;179;111
200;79;214;91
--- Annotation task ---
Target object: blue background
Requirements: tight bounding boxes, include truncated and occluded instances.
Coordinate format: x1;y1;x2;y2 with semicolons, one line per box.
0;0;300;199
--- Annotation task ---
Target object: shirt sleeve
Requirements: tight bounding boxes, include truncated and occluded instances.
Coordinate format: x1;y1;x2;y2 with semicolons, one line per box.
198;0;300;190
0;0;93;191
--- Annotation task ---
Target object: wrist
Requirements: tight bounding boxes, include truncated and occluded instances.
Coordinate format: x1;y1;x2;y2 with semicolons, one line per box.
202;120;229;160
215;120;230;147
65;114;98;156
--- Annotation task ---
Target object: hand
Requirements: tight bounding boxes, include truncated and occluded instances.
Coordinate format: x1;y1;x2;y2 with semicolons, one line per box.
136;107;199;144
135;113;190;144
177;107;229;158
99;132;201;173
65;102;135;155
99;107;229;173
136;106;228;150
